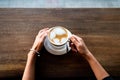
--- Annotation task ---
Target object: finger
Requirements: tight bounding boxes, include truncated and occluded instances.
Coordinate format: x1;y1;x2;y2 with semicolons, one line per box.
70;43;78;53
42;31;48;38
38;28;49;34
41;29;49;35
39;28;48;32
70;35;79;46
39;28;49;34
39;30;49;40
72;35;80;41
72;34;83;42
37;28;49;36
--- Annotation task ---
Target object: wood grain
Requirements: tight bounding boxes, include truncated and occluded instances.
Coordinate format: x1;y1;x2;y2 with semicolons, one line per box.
0;8;120;80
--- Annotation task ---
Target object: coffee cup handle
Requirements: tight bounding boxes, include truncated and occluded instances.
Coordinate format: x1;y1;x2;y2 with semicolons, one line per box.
66;40;70;53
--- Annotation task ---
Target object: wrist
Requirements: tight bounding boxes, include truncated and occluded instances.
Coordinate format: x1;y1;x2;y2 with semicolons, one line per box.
82;51;93;60
31;46;38;52
28;51;37;57
29;48;41;57
27;51;37;65
31;42;42;52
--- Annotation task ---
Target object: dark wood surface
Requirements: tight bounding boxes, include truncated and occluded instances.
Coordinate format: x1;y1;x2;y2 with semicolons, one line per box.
0;8;120;80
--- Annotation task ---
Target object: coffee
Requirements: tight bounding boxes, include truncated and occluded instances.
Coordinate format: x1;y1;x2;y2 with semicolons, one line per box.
48;26;69;45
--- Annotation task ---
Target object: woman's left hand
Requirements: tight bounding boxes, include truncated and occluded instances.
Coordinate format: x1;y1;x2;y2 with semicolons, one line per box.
31;28;49;52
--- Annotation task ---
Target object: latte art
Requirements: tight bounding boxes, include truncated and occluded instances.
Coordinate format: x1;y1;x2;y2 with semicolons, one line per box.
49;27;68;45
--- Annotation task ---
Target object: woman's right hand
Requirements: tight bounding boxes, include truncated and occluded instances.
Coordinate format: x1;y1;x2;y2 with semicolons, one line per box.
70;35;91;57
70;35;110;80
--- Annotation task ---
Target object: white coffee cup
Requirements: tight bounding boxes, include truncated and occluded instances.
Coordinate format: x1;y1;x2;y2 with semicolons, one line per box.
44;26;72;55
48;26;71;46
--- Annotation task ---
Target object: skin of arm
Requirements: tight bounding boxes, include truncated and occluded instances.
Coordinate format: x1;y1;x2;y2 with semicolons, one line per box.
22;28;49;80
70;35;109;80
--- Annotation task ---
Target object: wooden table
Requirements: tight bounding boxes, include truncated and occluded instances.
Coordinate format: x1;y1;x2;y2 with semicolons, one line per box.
0;8;120;80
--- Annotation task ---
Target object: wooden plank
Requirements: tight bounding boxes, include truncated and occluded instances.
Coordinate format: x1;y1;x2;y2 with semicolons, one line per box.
0;8;120;79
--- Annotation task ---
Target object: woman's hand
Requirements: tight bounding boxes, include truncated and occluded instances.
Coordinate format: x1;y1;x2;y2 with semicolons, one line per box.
70;35;110;80
70;35;91;56
31;28;49;52
22;28;49;80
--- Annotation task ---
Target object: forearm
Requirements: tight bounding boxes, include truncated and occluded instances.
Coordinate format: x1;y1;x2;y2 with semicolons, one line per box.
84;52;109;80
22;51;36;80
22;28;48;80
